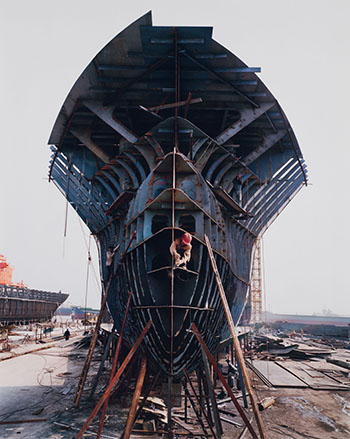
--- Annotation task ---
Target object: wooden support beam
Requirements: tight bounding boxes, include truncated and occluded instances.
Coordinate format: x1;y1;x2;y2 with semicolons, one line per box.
182;379;209;437
123;357;147;439
133;370;161;427
75;320;152;439
238;416;254;439
192;323;260;439
201;348;222;438
74;231;136;407
74;274;114;407
96;291;133;438
184;368;218;439
89;325;116;399
204;234;267;439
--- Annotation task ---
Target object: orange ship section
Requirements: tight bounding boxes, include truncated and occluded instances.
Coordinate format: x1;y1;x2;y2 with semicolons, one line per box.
0;254;26;287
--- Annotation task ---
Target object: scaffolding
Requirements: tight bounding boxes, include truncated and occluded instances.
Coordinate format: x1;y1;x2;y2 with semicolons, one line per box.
250;238;263;325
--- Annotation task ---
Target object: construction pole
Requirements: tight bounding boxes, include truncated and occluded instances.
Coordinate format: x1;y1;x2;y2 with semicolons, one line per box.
123;357;147;439
204;234;267;439
201;348;222;438
183;368;218;439
192;323;259;439
74;231;136;407
182;380;209;437
96;291;133;438
89;325;116;399
75;320;151;439
132;370;161;428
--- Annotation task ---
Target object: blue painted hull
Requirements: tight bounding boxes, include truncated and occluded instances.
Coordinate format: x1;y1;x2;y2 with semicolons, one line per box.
48;13;306;377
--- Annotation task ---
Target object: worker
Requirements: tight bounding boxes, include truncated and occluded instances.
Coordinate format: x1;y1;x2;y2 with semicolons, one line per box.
169;232;192;268
225;357;238;388
106;244;120;280
64;328;70;341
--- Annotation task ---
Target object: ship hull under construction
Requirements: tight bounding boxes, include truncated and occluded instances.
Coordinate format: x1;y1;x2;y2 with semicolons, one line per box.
0;285;69;325
48;12;307;377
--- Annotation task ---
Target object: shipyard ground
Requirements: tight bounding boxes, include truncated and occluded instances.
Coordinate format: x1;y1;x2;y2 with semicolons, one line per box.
1;331;350;439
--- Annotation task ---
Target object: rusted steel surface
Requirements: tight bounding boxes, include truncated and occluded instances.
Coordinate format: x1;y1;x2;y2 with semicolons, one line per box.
0;254;68;324
48;12;306;378
0;286;68;324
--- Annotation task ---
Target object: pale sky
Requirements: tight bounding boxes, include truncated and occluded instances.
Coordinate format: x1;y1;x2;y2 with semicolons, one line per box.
0;0;349;315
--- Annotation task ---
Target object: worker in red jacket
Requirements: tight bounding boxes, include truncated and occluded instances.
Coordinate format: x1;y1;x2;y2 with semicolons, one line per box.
169;232;192;268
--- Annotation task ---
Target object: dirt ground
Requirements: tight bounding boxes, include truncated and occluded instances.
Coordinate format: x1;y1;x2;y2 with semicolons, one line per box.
239;384;350;438
1;334;350;439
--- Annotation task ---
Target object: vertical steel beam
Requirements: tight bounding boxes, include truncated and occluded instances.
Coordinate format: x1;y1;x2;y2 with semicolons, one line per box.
191;323;259;439
89;325;116;399
167;376;172;430
200;364;213;426
201;347;222;438
236;354;248;409
174;28;179;150
182;379;209;437
184;368;218;439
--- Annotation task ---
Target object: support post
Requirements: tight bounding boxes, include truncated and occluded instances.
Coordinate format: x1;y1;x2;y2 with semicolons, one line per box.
182;380;209;437
123;357;147;439
74;232;136;407
167;376;172;430
236;353;248;409
201;347;222;438
75;320;151;439
89;325;115;399
192;323;259;439
195;368;203;416
96;291;133;438
184;368;218;439
204;235;267;439
199;367;213;426
133;370;161;428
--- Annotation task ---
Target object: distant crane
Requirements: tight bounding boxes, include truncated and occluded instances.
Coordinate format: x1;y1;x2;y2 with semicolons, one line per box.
250;238;263;325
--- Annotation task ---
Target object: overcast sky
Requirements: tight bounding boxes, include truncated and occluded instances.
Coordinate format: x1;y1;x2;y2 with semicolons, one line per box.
0;0;349;316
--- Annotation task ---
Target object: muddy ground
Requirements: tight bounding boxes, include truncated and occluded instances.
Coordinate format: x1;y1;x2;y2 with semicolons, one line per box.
0;334;350;439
